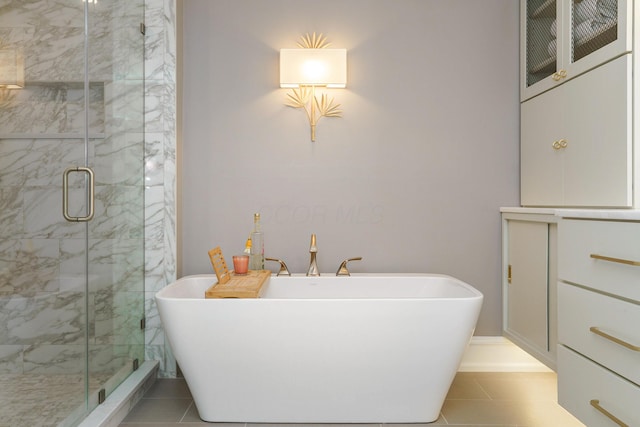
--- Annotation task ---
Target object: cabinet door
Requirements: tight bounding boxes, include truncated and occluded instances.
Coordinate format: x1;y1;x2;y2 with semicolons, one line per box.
564;0;631;83
521;0;631;101
506;220;549;351
563;54;632;207
521;85;565;207
521;0;562;101
521;54;631;207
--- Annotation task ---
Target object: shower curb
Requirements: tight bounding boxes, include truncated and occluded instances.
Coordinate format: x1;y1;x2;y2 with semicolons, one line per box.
78;361;159;427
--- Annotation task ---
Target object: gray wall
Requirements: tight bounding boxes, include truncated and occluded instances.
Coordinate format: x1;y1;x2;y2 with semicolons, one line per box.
180;0;519;335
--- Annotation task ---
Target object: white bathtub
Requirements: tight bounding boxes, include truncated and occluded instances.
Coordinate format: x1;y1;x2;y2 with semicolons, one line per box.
156;273;483;423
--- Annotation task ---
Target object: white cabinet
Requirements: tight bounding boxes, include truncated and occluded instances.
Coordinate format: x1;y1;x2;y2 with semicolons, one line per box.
557;217;640;427
521;0;631;101
502;211;557;369
521;54;632;207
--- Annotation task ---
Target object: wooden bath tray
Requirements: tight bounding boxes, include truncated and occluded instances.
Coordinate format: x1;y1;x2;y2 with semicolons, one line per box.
205;269;270;298
205;246;269;298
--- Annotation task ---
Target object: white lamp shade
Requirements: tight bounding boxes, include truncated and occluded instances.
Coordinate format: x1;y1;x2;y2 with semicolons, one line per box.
280;48;346;88
0;49;25;89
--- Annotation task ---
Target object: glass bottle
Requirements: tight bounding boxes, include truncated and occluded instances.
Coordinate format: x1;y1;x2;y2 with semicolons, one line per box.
249;213;264;270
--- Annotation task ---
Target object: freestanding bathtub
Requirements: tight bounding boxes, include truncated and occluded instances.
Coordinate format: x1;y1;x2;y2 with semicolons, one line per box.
156;273;483;423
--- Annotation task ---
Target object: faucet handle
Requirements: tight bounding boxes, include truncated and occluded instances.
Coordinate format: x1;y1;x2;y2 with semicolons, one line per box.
336;257;363;276
309;233;317;253
266;257;291;276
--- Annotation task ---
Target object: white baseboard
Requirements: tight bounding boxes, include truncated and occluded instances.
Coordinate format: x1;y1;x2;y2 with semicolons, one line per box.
459;336;553;372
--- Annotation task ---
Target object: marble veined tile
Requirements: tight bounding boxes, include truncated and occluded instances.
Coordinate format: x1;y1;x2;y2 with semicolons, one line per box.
0;1;141;82
144;25;164;81
94;134;144;186
0;0;85;28
88;344;129;377
23;186;86;239
0;187;22;238
0;139;88;188
25;26;85;83
144;0;164;29
110;21;145;81
0;141;26;187
0;345;23;374
94;290;143;346
143;293;164;346
0;86;104;135
23;344;84;374
89;184;144;239
104;80;144;133
144;132;164;187
143;82;164;133
0;291;84;345
0;239;59;296
144;236;164;294
144;185;163;240
86;237;144;291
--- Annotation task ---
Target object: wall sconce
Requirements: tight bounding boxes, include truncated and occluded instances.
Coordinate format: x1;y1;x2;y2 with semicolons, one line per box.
280;33;346;142
0;49;25;89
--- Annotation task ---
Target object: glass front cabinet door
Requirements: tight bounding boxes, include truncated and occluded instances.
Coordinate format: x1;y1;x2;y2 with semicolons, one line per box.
521;0;631;101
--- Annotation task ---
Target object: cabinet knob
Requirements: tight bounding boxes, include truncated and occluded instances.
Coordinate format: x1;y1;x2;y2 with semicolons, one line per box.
552;69;568;81
552;139;568;150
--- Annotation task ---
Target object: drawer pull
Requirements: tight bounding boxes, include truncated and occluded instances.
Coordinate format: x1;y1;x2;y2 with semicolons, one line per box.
590;254;640;267
590;327;640;352
590;399;629;427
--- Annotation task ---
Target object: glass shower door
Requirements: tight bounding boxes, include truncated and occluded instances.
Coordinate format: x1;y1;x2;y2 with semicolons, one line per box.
0;1;145;425
84;0;145;415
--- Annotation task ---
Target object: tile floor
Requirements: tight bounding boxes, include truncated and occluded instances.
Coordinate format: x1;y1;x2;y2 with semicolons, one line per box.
119;372;585;426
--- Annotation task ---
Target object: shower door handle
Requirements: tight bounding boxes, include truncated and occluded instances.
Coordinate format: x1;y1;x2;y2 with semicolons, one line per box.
62;166;95;222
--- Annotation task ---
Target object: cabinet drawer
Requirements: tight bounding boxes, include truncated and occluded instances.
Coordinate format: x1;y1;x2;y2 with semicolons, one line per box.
558;282;640;386
558;345;640;427
558;219;640;301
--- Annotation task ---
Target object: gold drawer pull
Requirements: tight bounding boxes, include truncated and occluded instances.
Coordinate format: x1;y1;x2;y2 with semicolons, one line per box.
590;327;640;352
590;254;640;267
590;400;629;427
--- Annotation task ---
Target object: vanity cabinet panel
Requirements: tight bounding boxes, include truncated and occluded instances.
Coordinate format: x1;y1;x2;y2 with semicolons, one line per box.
521;54;632;207
558;345;640;427
502;212;557;369
521;0;631;101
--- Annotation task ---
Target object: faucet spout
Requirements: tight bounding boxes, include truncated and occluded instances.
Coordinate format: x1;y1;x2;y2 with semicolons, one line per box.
306;233;320;276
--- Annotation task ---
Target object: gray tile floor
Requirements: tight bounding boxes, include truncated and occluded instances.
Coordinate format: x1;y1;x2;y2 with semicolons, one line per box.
119;372;585;426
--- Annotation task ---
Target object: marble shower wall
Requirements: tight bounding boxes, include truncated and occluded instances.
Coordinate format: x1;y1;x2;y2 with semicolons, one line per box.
143;0;178;378
0;1;145;377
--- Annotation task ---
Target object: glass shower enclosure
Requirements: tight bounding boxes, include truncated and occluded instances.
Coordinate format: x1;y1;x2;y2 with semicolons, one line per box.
0;1;145;426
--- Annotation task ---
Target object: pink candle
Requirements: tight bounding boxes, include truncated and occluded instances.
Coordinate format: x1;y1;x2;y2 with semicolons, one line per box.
232;255;249;275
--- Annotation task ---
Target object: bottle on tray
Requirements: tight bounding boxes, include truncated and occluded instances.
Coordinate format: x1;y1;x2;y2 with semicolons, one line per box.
249;213;264;270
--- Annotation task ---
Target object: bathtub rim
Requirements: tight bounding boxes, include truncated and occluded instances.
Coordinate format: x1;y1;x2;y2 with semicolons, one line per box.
156;272;484;302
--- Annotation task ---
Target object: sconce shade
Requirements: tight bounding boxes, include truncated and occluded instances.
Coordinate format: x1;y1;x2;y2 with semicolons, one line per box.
280;48;346;88
0;49;25;89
